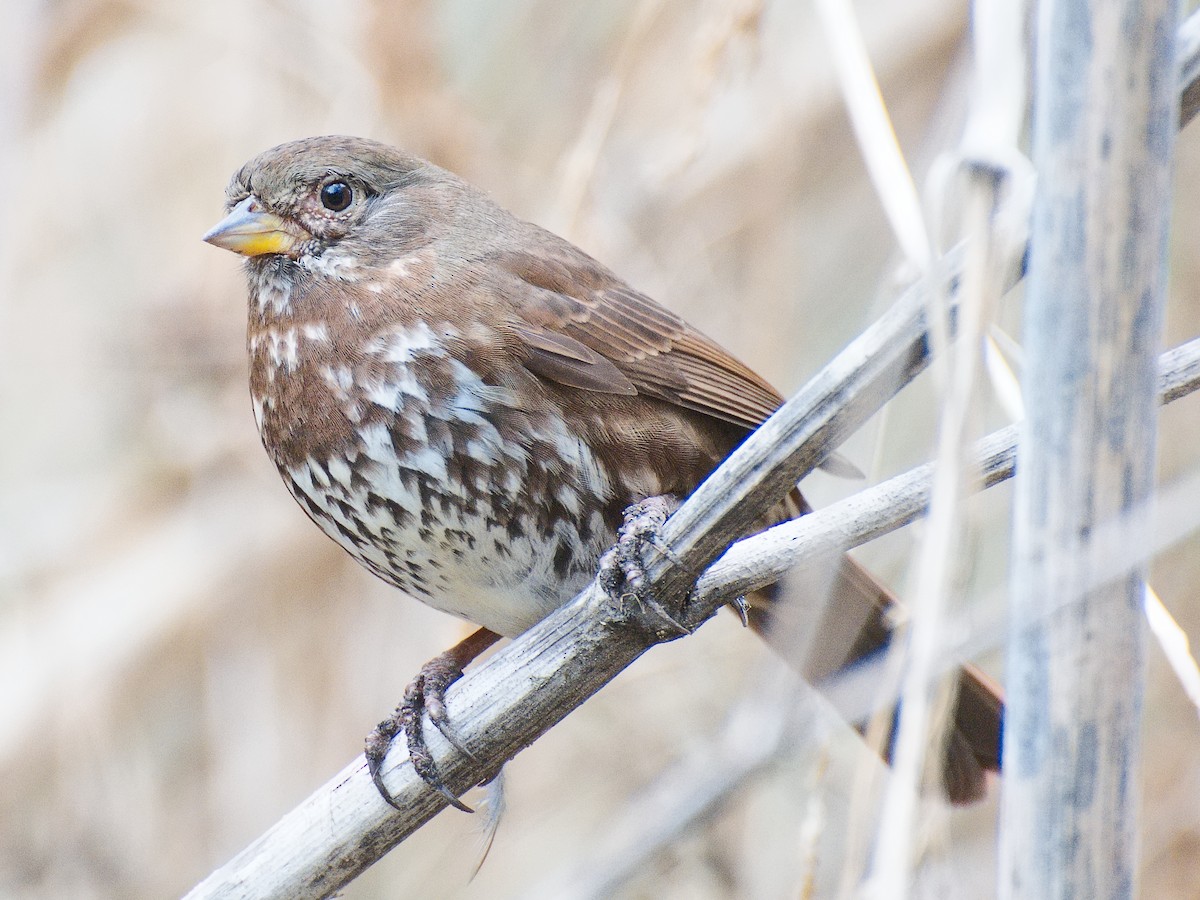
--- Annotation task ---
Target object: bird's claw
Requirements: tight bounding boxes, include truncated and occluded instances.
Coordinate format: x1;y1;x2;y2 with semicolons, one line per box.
365;653;475;813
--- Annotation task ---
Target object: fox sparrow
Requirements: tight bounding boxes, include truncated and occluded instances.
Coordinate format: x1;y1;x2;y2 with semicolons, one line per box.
204;135;1003;809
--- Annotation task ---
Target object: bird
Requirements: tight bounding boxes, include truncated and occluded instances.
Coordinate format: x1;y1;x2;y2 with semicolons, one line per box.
203;135;1003;810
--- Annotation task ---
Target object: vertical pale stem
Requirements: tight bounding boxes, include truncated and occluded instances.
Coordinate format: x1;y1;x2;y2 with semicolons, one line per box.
1000;0;1176;896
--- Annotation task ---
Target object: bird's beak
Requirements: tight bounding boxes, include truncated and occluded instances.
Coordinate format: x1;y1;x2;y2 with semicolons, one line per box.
203;196;310;257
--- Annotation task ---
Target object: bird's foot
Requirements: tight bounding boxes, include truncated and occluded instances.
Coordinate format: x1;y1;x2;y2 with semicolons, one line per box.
365;628;501;812
600;495;692;636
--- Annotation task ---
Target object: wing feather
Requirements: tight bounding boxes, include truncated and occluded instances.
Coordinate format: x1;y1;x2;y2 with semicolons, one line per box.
511;323;638;395
498;248;783;430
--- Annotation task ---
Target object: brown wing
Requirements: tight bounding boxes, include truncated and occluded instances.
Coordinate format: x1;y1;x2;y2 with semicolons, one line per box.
510;322;638;396
496;248;784;430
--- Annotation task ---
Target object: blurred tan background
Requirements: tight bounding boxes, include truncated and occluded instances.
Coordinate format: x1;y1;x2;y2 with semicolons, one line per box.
4;0;1200;897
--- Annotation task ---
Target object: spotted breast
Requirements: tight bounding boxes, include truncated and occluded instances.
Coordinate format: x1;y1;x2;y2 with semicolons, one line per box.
246;257;627;636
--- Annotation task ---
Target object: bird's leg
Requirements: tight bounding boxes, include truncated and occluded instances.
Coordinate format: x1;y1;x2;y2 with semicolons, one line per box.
599;495;695;636
366;626;502;812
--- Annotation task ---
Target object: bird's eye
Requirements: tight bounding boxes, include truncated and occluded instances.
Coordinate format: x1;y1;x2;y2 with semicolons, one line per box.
320;182;353;212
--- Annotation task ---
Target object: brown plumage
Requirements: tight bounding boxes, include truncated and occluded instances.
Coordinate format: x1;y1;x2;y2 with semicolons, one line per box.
204;135;1003;807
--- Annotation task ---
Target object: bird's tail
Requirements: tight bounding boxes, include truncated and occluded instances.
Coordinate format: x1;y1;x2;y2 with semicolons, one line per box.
746;549;1003;804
